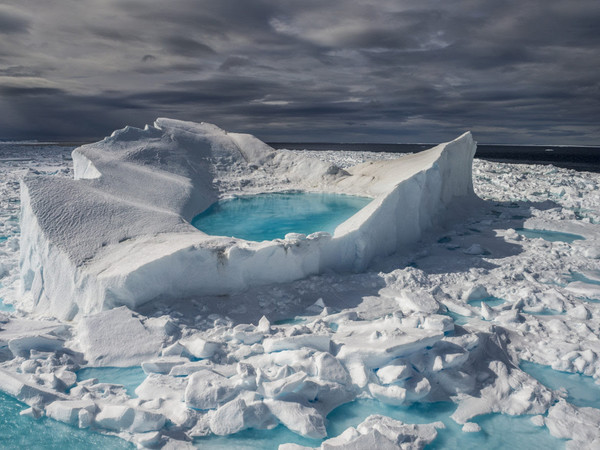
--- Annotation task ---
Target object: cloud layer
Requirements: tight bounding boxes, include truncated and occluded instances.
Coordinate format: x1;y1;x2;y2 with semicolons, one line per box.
0;0;598;144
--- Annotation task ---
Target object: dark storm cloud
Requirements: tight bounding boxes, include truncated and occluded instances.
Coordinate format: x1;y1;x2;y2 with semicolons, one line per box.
0;6;30;34
161;36;216;57
219;57;252;71
0;0;598;144
0;85;64;97
0;66;43;77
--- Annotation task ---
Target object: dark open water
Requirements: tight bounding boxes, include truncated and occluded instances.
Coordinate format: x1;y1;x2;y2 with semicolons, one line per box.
1;141;598;173
270;143;600;173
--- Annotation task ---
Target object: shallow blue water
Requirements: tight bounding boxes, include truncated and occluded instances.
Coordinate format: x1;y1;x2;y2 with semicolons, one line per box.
523;309;564;316
332;400;562;450
468;296;506;308
76;367;146;397
516;228;584;243
194;424;322;449
0;282;15;312
191;192;371;242
195;399;563;449
0;297;15;312
0;372;564;449
0;391;133;449
565;271;600;303
521;361;600;409
0;235;7;242
446;310;471;326
445;297;505;326
568;271;600;286
272;317;307;326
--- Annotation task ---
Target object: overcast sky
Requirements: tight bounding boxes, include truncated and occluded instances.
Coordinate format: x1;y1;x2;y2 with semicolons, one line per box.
0;0;598;144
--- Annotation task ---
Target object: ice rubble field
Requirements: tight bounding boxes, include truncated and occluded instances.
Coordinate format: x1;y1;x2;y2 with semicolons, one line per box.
0;127;599;449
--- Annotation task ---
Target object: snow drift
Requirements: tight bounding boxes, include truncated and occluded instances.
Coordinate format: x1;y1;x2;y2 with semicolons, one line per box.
19;119;477;319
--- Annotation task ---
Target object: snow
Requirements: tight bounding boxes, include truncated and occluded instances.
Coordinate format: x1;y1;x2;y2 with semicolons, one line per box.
74;306;169;367
19;119;477;319
0;132;599;448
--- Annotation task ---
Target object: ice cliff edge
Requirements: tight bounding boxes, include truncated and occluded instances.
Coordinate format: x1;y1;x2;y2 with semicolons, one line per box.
19;119;477;320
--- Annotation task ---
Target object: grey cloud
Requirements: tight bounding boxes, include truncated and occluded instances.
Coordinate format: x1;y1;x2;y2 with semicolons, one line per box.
0;85;64;97
87;25;145;43
0;6;30;34
161;36;216;57
219;56;251;71
0;66;43;77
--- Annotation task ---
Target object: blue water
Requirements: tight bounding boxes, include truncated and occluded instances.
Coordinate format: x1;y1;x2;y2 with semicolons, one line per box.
272;317;307;326
521;361;600;409
0;387;563;450
76;367;146;397
523;309;564;316
0;236;7;242
0;297;15;312
445;298;505;326
516;228;584;243
581;298;600;304
333;401;563;450
191;192;371;242
0;282;15;312
446;310;471;326
194;424;322;449
194;399;562;449
0;391;133;449
468;296;506;308
568;271;600;286
565;271;600;303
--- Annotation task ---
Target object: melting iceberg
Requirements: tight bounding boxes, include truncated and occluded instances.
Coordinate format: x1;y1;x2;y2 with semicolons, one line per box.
19;119;476;319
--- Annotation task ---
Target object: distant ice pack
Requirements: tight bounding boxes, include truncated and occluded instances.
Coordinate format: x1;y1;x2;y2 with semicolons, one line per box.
19;119;477;319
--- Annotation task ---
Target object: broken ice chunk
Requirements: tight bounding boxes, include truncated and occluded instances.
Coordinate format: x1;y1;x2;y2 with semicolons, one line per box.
184;370;237;410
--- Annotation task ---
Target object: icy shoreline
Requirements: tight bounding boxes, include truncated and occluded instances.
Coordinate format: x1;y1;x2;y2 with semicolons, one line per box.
0;135;599;448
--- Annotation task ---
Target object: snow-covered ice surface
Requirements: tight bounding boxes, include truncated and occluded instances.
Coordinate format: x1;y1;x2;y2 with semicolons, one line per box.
0;130;599;449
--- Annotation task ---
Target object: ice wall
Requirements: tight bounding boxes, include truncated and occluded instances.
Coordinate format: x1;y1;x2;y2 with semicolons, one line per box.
19;119;477;319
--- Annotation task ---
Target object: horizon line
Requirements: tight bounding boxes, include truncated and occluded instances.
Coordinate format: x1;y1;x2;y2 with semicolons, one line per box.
1;139;599;149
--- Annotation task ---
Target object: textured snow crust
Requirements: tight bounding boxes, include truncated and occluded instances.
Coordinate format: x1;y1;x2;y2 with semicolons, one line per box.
19;119;477;319
0;140;599;448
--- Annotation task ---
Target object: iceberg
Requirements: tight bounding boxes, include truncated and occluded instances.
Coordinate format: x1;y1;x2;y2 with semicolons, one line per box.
19;118;477;319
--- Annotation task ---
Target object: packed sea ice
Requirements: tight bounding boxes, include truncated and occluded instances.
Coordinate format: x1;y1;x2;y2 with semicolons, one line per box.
0;120;598;449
